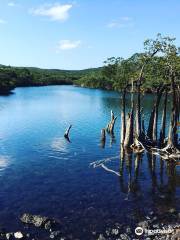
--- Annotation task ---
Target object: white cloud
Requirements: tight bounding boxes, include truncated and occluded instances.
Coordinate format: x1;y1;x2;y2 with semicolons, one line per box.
8;2;15;7
31;3;72;22
107;22;120;28
0;19;7;24
121;16;132;21
57;40;81;50
107;17;133;28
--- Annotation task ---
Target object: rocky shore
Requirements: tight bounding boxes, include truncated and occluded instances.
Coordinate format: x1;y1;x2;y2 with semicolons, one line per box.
0;209;179;240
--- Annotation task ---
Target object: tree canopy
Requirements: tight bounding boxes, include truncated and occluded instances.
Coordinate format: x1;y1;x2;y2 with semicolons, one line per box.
0;34;179;94
76;34;180;93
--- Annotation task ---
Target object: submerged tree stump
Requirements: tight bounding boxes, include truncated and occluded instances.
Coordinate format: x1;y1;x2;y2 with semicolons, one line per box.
64;125;72;141
106;110;117;134
100;128;106;148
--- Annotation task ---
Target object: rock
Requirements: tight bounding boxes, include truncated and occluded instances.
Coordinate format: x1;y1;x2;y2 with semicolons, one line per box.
111;228;119;235
97;234;106;240
152;224;159;229
44;220;52;230
138;220;149;229
14;232;23;239
119;233;130;240
6;233;13;240
20;213;48;227
20;213;58;231
126;227;131;234
168;208;176;214
105;229;110;236
49;230;61;239
114;223;123;229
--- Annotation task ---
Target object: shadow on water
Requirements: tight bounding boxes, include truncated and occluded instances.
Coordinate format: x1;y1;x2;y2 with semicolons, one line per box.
0;91;14;96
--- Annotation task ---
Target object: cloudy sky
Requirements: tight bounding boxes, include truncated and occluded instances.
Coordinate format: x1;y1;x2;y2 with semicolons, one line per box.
0;0;180;69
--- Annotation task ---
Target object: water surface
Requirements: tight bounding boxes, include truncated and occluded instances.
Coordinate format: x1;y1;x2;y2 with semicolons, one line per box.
0;86;179;239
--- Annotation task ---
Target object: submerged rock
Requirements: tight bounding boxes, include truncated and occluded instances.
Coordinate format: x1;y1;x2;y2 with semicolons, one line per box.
20;213;58;231
119;233;130;240
138;220;149;229
5;233;13;240
97;234;106;240
20;213;48;227
111;228;119;235
49;230;61;239
14;232;24;239
168;208;176;214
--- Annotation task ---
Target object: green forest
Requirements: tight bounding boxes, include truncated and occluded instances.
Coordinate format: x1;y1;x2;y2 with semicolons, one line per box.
0;34;179;94
76;34;180;93
0;64;100;94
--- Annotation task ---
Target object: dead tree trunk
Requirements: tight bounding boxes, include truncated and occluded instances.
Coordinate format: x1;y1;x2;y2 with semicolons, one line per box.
147;85;165;142
64;125;72;141
135;105;140;139
147;108;155;140
100;128;106;148
124;109;134;148
101;128;106;141
152;85;165;141
159;89;168;145
106;110;117;134
120;88;126;144
168;72;178;146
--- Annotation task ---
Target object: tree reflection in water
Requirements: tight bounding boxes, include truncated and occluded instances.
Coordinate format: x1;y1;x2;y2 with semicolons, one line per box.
92;147;179;216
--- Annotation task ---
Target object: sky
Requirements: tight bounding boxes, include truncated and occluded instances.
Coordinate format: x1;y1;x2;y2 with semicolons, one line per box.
0;0;180;70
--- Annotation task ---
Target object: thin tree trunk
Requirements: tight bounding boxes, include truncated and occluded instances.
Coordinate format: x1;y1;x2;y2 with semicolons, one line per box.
159;89;168;145
121;88;126;144
124;109;134;147
147;85;165;142
106;110;117;134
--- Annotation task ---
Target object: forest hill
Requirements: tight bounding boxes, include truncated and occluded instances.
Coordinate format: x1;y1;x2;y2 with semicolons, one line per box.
0;33;179;94
0;65;101;94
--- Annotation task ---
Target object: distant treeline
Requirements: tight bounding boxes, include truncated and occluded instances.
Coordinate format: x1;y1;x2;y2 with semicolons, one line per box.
1;34;180;94
0;65;101;94
75;53;180;93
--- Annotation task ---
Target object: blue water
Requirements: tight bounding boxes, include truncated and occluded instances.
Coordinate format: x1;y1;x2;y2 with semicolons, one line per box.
0;86;179;239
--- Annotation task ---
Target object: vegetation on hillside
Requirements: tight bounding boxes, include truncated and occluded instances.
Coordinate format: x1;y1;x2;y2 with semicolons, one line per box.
0;34;179;94
75;34;180;92
0;65;101;93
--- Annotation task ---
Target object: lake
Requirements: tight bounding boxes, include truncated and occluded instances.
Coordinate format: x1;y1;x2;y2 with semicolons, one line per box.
0;85;179;239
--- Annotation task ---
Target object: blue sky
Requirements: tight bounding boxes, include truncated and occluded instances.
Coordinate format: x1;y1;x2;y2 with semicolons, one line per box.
0;0;180;70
